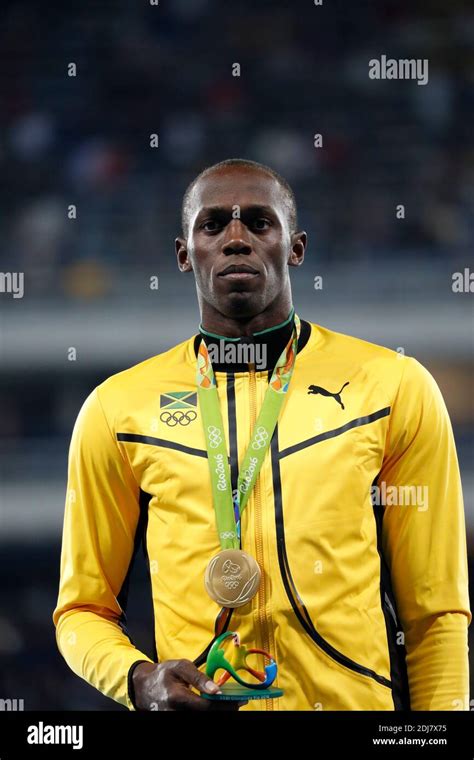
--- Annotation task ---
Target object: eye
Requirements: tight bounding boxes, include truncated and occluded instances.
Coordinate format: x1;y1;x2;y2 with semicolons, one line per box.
252;218;271;230
201;219;221;232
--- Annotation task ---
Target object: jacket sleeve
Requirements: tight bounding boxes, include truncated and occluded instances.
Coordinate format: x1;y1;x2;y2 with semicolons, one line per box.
52;386;154;710
379;356;471;710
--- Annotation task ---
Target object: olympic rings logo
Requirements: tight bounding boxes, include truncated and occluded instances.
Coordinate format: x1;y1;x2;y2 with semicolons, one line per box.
251;426;269;449
222;578;241;590
208;425;223;448
219;531;236;540
160;410;197;427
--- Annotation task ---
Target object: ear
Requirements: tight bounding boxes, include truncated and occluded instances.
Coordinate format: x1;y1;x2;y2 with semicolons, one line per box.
288;231;306;267
175;237;193;272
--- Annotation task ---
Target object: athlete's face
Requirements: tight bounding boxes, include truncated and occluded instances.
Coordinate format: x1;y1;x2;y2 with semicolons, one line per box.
175;166;306;320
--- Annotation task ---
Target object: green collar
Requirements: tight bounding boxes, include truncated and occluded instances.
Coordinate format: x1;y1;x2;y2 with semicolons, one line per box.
199;306;295;341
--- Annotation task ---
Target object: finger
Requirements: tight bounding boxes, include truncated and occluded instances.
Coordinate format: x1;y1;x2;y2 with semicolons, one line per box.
174;659;221;695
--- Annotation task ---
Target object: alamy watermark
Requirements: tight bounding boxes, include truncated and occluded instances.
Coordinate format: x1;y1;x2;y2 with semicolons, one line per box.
0;271;24;298
207;340;267;370
369;55;429;86
27;721;83;750
0;697;24;710
452;268;473;293
371;482;429;512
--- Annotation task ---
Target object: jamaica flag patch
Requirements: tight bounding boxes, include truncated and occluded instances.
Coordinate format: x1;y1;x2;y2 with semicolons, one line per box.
160;391;197;410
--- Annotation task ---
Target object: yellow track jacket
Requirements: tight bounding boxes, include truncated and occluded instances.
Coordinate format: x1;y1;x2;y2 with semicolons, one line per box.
53;319;471;711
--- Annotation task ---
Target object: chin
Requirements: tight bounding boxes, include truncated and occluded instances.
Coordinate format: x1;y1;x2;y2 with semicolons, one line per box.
218;291;263;319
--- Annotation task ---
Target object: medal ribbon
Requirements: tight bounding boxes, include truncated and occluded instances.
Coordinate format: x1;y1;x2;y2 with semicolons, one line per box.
197;311;301;550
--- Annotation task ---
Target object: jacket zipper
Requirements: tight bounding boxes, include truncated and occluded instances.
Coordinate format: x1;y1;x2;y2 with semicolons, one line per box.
249;363;274;711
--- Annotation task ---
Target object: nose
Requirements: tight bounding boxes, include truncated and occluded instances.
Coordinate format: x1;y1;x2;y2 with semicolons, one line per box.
222;218;252;256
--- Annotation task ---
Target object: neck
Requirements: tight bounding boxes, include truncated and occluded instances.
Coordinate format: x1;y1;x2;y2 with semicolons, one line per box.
198;307;296;373
200;299;294;338
194;310;310;373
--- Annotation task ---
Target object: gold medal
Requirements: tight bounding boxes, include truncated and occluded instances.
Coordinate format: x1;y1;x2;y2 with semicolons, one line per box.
205;549;261;608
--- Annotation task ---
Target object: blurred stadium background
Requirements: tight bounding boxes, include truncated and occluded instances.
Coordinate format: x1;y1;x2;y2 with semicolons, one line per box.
0;0;472;709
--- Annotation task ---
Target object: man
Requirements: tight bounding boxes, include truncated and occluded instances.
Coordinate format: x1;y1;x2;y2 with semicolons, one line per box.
53;158;471;711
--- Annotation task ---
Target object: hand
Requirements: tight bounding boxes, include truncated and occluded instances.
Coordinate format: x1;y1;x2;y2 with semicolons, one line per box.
132;659;248;711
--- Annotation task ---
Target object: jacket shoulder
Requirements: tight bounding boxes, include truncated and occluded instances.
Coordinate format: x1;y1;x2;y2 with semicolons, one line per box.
306;321;423;403
95;335;196;405
308;322;401;363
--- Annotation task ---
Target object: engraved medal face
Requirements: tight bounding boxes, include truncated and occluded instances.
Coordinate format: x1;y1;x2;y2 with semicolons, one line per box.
205;549;261;608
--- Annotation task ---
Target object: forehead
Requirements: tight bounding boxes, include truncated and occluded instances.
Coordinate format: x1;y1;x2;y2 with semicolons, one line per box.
189;167;286;217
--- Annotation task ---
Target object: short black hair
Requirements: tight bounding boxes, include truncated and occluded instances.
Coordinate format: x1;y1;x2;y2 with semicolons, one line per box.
181;158;297;238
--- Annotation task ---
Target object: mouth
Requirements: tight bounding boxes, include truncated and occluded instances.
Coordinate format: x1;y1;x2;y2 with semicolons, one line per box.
217;264;260;280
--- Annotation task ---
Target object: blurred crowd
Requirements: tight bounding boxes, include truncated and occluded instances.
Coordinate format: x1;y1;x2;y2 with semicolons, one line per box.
0;0;473;300
0;542;153;710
